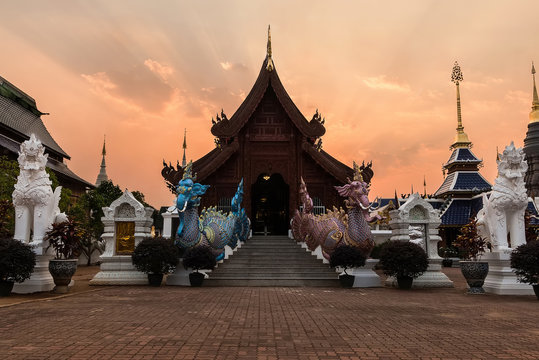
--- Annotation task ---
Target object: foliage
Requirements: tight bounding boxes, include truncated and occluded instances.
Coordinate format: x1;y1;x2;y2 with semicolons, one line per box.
132;237;179;274
68;180;123;242
329;245;366;275
453;218;489;261
525;210;538;243
44;219;83;259
0;200;15;238
0;156;19;201
379;240;429;279
510;241;539;285
370;241;389;259
78;231;105;266
0;237;36;283
183;246;217;272
438;246;459;259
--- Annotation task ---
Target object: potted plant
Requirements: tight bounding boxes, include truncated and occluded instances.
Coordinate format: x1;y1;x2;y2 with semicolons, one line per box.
329;245;366;287
439;247;458;267
44;219;82;293
453;218;490;294
182;246;217;286
132;237;179;286
510;240;539;300
379;240;429;289
0;237;36;296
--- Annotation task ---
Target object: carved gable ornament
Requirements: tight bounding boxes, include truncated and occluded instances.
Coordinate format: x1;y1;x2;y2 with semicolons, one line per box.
102;190;153;221
391;193;440;225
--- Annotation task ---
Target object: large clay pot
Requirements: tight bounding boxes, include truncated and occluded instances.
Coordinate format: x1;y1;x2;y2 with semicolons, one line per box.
397;276;413;290
189;272;205;287
339;274;355;288
460;261;489;294
148;273;164;287
48;259;78;294
0;280;14;297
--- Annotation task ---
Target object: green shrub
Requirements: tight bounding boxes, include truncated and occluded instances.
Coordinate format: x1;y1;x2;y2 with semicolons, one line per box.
510;241;539;285
132;237;179;274
0;237;36;283
183;246;216;272
379;240;429;279
329;245;366;275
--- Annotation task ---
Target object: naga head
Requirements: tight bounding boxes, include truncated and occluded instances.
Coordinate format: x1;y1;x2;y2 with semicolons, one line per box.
231;178;244;214
175;161;209;212
334;161;373;210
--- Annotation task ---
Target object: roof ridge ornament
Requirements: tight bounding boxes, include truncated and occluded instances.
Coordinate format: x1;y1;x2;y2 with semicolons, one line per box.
530;61;539;123
266;25;274;72
450;61;472;150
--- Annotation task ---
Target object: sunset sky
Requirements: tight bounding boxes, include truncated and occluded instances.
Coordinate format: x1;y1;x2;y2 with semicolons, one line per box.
2;1;538;207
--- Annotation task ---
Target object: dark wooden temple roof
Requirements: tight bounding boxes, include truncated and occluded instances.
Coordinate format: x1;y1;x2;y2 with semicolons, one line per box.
163;47;358;189
211;57;326;139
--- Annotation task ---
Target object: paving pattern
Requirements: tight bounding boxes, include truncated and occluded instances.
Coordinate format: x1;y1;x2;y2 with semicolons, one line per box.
1;268;538;359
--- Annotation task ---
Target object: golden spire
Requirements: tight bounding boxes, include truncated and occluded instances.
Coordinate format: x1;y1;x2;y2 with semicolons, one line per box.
266;25;274;72
450;61;471;149
529;61;539;124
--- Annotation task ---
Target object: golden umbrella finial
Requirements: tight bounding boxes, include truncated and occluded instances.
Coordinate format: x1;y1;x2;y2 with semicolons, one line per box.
266;25;274;72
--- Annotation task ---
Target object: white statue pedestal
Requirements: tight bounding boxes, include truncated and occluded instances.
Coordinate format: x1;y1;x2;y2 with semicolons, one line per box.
13;253;55;294
483;252;534;295
166;259;191;286
412;259;453;288
348;259;381;287
90;255;147;285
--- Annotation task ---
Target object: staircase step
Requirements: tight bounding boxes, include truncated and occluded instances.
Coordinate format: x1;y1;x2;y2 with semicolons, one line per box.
207;235;337;287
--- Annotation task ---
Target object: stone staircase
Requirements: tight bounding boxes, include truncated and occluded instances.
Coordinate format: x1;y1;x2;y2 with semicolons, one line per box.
205;235;340;287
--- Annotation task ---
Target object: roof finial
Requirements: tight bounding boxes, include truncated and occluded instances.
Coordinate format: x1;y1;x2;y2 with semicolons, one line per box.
529;61;539;124
102;134;106;156
266;25;274;72
182;128;187;168
423;175;427;197
450;61;471;149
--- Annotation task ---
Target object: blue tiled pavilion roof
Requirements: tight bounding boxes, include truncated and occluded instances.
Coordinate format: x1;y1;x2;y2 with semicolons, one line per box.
445;148;481;166
434;172;491;197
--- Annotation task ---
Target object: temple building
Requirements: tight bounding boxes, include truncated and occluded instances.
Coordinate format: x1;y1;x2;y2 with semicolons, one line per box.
0;75;94;197
162;27;356;235
524;63;539;197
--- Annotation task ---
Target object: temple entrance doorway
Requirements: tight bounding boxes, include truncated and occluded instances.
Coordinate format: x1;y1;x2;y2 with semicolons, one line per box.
252;173;289;236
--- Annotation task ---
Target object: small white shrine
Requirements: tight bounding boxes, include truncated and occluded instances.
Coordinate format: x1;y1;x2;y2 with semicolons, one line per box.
90;190;153;285
387;193;453;288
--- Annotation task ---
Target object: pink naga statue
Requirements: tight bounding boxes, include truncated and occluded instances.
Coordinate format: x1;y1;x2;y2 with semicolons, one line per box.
291;162;381;259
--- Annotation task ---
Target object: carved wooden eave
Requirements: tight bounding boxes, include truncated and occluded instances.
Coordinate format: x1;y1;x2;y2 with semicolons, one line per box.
193;140;239;181
211;57;326;139
302;142;354;184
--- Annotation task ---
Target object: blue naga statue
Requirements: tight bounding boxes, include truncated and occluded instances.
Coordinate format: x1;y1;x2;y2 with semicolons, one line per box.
229;179;250;247
175;161;248;260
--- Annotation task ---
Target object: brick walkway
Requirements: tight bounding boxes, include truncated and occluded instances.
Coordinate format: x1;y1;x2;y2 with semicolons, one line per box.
1;268;538;359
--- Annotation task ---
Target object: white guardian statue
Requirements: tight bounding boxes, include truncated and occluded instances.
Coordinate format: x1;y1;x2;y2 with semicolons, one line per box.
12;134;66;250
477;142;528;251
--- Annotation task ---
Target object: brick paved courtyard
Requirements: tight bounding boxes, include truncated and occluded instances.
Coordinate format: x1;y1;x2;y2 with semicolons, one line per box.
1;268;538;360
